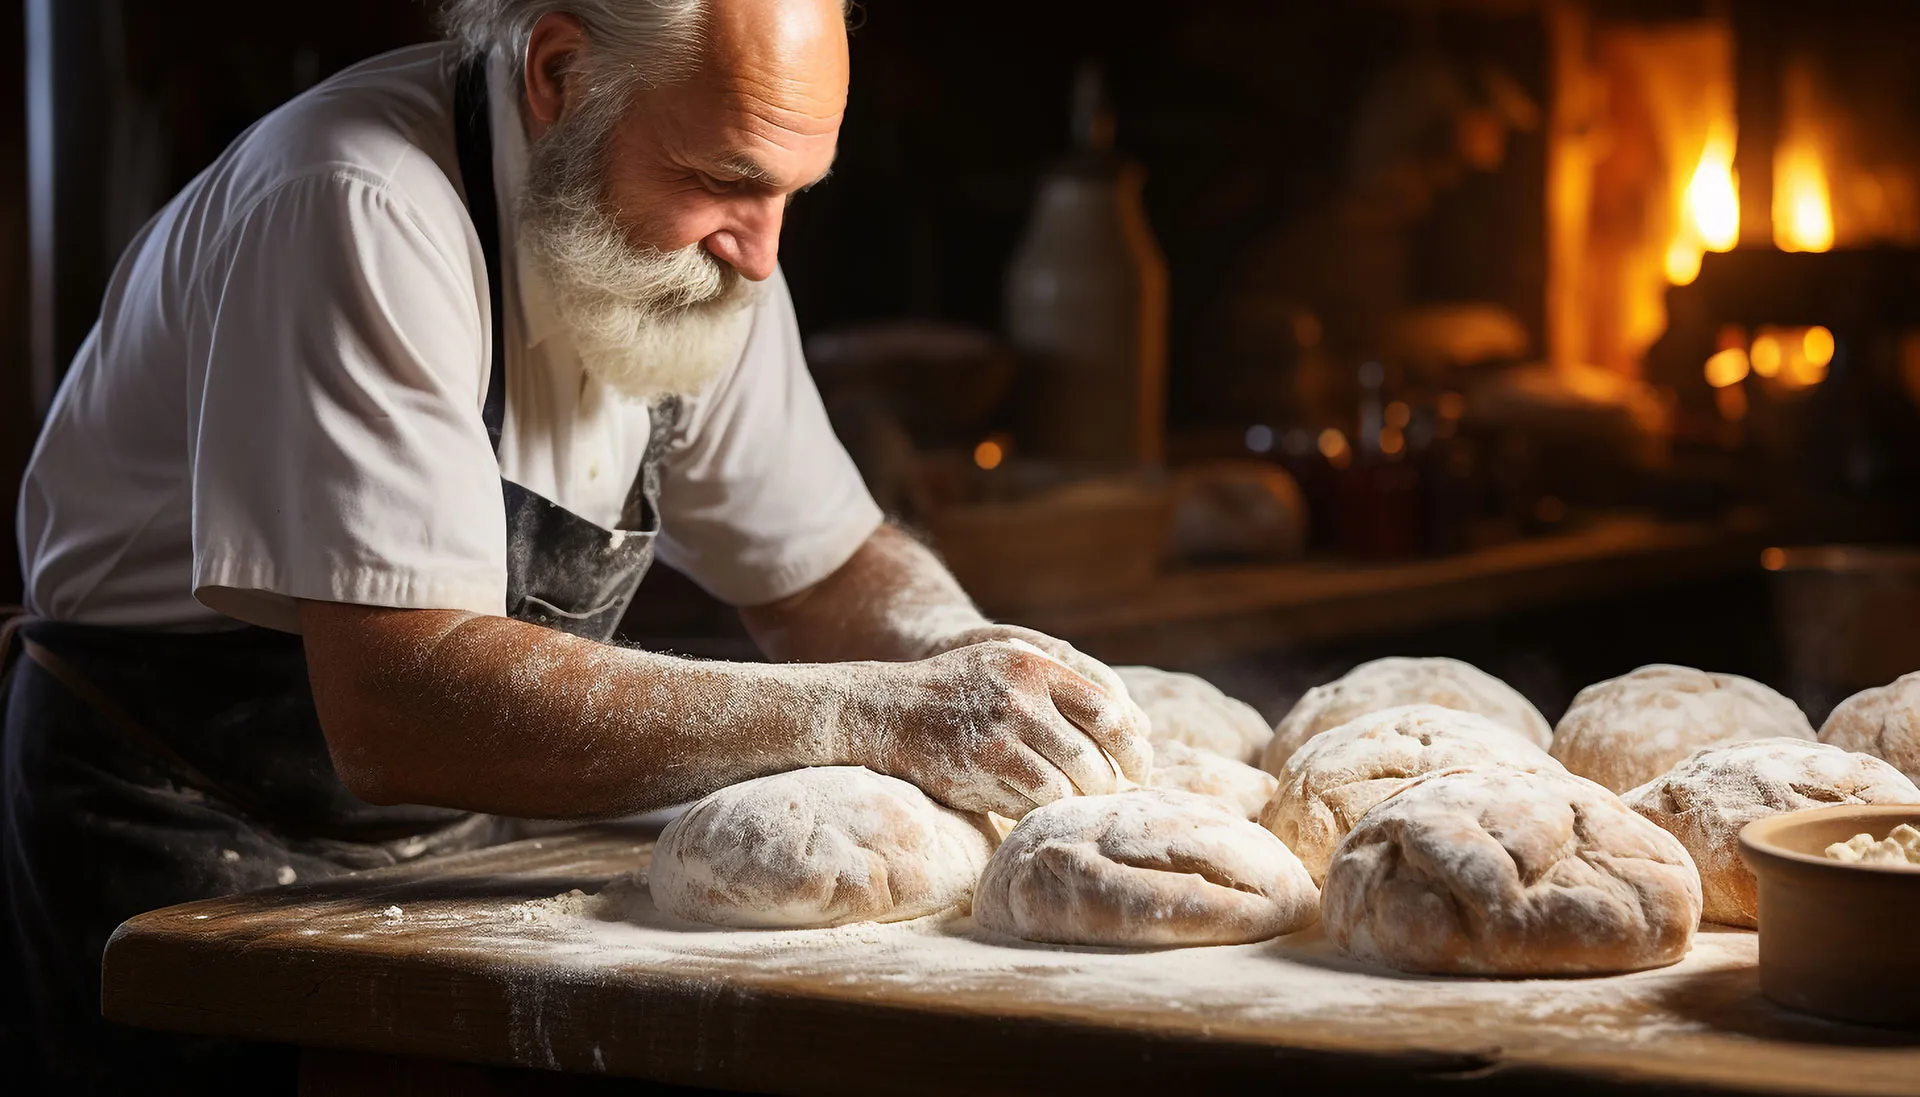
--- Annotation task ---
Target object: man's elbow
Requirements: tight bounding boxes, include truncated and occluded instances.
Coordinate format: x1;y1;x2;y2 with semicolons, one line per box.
318;710;421;806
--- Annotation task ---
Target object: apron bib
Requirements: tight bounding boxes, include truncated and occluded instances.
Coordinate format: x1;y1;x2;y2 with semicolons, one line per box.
0;56;670;1092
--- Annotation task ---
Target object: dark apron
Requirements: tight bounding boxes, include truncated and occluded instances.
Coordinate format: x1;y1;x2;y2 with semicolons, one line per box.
0;58;673;1094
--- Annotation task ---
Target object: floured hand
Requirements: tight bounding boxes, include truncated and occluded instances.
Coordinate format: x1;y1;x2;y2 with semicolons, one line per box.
849;639;1152;818
929;624;1135;710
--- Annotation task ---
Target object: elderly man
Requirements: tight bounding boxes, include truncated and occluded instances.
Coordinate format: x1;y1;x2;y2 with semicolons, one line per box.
3;0;1152;1089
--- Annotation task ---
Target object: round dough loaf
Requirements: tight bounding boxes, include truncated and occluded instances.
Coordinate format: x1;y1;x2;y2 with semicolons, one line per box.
1820;672;1920;784
1623;737;1920;927
1550;665;1814;793
1323;767;1702;975
1147;740;1279;819
1116;665;1273;764
1263;657;1550;773
649;766;997;928
1258;704;1561;884
973;788;1319;947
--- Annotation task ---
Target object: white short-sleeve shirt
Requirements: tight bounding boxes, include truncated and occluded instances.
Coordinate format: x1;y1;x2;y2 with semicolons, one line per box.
16;43;882;634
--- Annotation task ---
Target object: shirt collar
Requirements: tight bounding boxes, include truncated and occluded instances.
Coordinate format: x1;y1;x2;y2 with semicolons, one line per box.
486;52;564;350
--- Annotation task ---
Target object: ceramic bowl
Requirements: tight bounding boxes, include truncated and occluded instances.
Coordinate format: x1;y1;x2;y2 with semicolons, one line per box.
1738;804;1920;1028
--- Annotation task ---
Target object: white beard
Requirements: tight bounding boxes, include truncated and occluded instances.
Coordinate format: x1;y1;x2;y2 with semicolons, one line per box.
518;103;757;402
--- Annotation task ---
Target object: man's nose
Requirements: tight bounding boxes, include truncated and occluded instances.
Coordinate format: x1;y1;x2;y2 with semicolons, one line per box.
703;199;784;282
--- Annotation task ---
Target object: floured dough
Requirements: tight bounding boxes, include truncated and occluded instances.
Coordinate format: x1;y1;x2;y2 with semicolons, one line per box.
1323;767;1702;975
1263;657;1550;772
973;788;1319;947
1820;672;1920;784
1624;738;1920;926
649;766;997;928
1148;740;1278;819
1116;665;1273;764
1551;665;1814;793
1258;704;1561;884
1825;825;1920;865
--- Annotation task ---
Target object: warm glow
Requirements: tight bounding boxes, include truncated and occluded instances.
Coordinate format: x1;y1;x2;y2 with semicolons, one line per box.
1775;147;1834;252
1379;427;1405;456
1687;137;1740;253
1384;401;1411;429
1760;547;1786;571
972;439;1004;470
1751;335;1783;377
1714;384;1749;421
1664;239;1704;286
1704;347;1750;388
1804;326;1835;368
1317;428;1351;470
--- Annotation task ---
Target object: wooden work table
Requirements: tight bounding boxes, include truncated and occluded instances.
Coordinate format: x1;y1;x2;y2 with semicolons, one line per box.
103;823;1920;1096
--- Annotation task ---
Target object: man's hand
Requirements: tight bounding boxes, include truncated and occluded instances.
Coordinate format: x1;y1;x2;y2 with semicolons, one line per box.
928;623;1136;708
846;639;1152;818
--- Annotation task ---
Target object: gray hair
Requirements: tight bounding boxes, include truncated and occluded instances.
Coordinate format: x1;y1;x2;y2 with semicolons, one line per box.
442;1;852;94
442;1;707;97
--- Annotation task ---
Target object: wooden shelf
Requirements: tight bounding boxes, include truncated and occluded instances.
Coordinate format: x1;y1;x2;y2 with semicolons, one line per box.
1016;512;1772;666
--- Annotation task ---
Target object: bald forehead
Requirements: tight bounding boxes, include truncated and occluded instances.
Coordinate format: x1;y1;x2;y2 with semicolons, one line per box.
700;0;850;113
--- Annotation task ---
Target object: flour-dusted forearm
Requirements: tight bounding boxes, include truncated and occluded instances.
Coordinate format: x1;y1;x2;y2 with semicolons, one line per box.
299;599;1150;819
736;523;1154;783
738;523;992;664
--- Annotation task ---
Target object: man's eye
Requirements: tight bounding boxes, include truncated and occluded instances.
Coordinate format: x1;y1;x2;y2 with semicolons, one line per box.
699;174;741;195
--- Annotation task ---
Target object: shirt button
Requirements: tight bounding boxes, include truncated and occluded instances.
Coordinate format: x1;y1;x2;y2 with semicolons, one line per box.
588;458;601;480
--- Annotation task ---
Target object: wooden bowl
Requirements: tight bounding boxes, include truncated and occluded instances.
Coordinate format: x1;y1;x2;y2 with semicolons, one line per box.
1738;805;1920;1028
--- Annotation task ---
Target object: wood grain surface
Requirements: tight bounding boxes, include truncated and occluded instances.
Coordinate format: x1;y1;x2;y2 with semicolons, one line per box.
102;824;1920;1097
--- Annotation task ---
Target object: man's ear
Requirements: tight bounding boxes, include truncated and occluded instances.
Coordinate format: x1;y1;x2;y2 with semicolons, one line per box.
523;12;588;135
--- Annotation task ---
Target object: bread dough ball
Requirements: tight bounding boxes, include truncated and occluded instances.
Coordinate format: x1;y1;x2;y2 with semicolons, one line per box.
1263;657;1550;772
1820;672;1920;784
1551;665;1814;793
1258;705;1560;884
1623;737;1920;926
973;788;1319;947
1148;740;1278;819
1323;767;1702;975
650;767;997;929
1116;665;1272;764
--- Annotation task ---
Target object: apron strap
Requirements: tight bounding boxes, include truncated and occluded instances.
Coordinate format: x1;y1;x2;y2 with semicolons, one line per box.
0;605;31;696
452;57;509;455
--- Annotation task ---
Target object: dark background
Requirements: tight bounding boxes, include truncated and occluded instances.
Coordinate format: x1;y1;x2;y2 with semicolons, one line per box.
0;0;1560;601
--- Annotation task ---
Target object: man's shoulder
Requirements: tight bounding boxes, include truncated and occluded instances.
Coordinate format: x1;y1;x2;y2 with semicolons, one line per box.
211;43;467;234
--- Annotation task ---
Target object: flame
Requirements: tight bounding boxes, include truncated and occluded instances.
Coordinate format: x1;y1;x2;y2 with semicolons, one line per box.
1775;147;1834;252
1667;136;1739;286
1687;137;1740;253
1664;239;1704;286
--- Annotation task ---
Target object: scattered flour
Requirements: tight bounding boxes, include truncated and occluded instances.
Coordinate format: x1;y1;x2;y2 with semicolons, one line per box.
457;871;1769;1065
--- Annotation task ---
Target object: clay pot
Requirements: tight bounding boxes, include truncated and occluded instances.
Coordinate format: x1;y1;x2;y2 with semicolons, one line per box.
1738;805;1920;1028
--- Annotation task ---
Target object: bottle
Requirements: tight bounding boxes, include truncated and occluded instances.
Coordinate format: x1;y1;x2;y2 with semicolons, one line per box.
1005;61;1169;468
